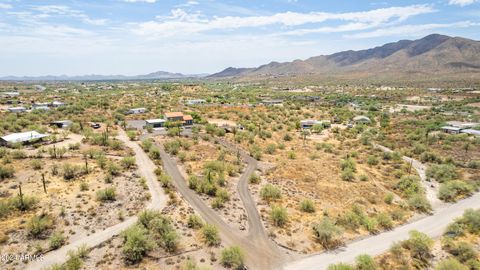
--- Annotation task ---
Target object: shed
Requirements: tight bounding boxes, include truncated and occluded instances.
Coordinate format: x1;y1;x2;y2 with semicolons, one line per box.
50;120;73;129
441;126;462;134
127;108;147;114
353;116;371;124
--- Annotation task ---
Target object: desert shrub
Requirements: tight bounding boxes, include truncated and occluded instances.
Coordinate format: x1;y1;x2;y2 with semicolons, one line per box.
265;144;277;154
107;162;121;176
11;195;38;211
138;210;162;228
341;168;355;181
0;165;15;180
270;206;288;227
188;175;199;190
260;184;281;201
202;224;220;246
62;163;82;180
427;164;458;183
402;230;433;263
31;159;43;170
28;214;53;238
341;158;357;172
367;155;379;166
376;213;394;230
420;151;441;163
149;146;161;159
438;181;473;202
121;156;136;169
408;194;432;213
96;187;116;202
435;258;467;270
396;175;422;197
362;217;378;234
446;241;478;263
187;214;203;229
11;150;26;159
355;254;377;270
299;199;316;213
141;139;153;151
327;263;353;270
121;225;155;264
49;232;66;250
249;173;260;184
459;209;480;234
220;246;244;269
384;193;394;204
312;218;343;249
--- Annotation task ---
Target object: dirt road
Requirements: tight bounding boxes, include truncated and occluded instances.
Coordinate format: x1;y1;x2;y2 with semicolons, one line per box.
25;129;167;270
284;191;480;270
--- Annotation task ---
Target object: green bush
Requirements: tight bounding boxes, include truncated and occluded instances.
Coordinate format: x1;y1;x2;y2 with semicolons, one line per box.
96;187;116;202
327;263;353;270
299;199;316;213
438;180;473;202
367;155;379;166
426;164;458;183
376;213;394;230
220;246;244;269
121;156;136;169
28;214;53;238
270;206;288;227
0;165;14;180
312;218;343;249
355;254;377;270
260;184;281;201
459;209;480;234
408;194;432;213
49;232;66;250
402;230;433;263
202;224;220;246
249;173;260;184
121;225;155;264
435;258;468;270
396;175;422;197
187;214;203;229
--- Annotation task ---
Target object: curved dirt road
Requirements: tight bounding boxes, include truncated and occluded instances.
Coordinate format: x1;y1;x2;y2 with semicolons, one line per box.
25;129;167;270
284;191;480;270
157;142;287;270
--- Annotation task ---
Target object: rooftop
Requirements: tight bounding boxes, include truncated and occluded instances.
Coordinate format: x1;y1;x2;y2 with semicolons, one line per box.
1;131;49;144
146;119;166;124
165;112;184;118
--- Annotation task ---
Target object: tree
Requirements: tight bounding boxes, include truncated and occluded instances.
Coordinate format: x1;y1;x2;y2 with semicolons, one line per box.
312;218;343;249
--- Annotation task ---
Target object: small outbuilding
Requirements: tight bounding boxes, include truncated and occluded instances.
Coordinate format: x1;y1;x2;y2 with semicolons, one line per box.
441;126;462;134
353;116;371;124
186;99;206;105
127;108;147;115
50;120;73;129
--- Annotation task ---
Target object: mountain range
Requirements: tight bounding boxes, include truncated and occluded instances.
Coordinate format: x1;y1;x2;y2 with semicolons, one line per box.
0;71;206;81
209;34;480;80
2;34;480;82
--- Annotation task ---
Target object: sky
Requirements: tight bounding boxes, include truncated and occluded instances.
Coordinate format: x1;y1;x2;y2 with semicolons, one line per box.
1;0;480;76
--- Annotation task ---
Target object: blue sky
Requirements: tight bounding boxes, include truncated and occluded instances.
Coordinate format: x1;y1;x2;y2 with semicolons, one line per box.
1;0;479;76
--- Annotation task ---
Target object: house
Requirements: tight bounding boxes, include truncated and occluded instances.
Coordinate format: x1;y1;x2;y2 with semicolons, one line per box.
33;106;50;111
127;108;147;115
8;106;26;113
32;102;50;110
186;99;206;105
165;112;185;122
460;129;480;137
261;99;283;106
441;126;462;134
446;121;480;129
1;92;20;98
0;131;49;146
51;101;66;108
145;119;166;129
164;112;194;126
353;116;371;124
50;120;73;129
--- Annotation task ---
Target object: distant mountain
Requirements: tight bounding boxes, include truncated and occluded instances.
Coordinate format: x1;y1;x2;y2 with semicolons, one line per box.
0;71;207;81
209;34;480;80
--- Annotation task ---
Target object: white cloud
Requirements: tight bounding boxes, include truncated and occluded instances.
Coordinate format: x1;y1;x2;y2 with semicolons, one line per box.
0;3;12;9
448;0;477;6
132;4;435;36
30;5;107;25
347;21;478;38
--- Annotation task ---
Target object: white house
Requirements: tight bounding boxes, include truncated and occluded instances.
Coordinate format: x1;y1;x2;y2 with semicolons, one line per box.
186;99;206;105
0;131;49;146
145;119;166;129
8;107;26;113
50;120;73;129
51;101;66;108
353;116;371;124
127;108;147;114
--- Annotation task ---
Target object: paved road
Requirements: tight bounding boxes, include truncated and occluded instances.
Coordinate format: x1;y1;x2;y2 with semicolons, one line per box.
374;144;443;208
157;141;287;270
284;191;480;270
26;129;167;270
